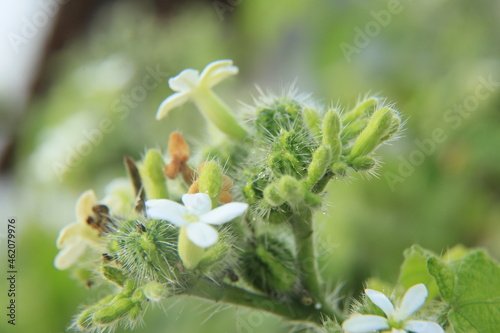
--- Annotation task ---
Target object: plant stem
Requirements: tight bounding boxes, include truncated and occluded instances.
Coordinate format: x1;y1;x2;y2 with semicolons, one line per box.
185;277;324;325
291;207;344;322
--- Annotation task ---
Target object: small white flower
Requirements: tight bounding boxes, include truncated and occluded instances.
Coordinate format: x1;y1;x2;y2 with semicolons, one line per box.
54;190;105;270
342;284;444;333
146;193;248;248
156;59;238;120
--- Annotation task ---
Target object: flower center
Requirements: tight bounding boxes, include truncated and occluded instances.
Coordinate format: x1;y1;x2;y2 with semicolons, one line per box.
183;213;199;223
388;317;405;329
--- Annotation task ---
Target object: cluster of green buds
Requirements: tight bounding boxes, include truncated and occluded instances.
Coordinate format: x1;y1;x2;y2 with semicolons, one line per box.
55;60;406;332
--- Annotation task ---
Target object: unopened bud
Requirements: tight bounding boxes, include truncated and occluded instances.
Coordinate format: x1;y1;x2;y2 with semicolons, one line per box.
305;145;332;188
140;149;168;199
198;161;223;205
322;109;341;147
342;97;379;124
350;156;376;171
93;298;137;324
348;107;393;161
303;107;322;139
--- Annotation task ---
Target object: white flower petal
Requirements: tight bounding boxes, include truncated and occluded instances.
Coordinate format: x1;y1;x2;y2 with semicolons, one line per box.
201;202;248;225
186;222;218;248
168;69;200;91
156;91;190;120
342;315;390;332
205;66;238;88
405;320;445;333
54;239;87;270
56;222;83;249
76;189;98;223
365;289;395;317
393;284;427;321
182;193;212;215
199;60;234;82
146;199;187;226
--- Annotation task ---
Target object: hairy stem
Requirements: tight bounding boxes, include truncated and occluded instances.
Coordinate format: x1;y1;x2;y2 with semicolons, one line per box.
185;277;324;325
291;207;344;322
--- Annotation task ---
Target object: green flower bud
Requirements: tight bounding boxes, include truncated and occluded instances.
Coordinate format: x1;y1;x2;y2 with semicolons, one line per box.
198;161;223;205
302;107;322;139
139;149;168;200
305;145;332;189
268;150;302;178
277;175;304;205
322;109;341;147
198;232;233;272
178;226;205;269
348;107;393;161
342;97;378;124
93;298;138;324
350;156;376;171
241;236;297;293
140;282;169;302
263;183;286;207
332;161;348;177
76;308;96;330
341;118;368;141
255;100;302;137
101;265;128;287
380;114;401;142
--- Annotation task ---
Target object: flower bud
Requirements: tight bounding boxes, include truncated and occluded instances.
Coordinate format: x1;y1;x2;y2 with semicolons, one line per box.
342;97;379;124
93;298;138;324
348;107;394;161
322;109;341;147
101;265;128;287
139;149;168;200
350;156;376;171
332;161;348;177
142;282;170;302
263;183;286;207
302;107;322;139
277;175;304;205
305;145;332;188
341;118;368;141
198;161;223;205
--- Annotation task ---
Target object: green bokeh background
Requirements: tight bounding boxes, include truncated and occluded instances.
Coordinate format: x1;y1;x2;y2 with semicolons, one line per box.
2;0;499;332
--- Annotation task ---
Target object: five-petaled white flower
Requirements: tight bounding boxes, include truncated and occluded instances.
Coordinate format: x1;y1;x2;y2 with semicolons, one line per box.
342;284;444;333
146;193;248;248
155;60;248;140
54;190;105;270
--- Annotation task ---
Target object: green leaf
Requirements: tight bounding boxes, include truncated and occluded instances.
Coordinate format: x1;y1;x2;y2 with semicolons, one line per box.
427;257;456;302
398;245;439;299
429;250;500;333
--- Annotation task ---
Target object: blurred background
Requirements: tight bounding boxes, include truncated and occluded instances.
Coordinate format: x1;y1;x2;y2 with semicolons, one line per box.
1;0;499;332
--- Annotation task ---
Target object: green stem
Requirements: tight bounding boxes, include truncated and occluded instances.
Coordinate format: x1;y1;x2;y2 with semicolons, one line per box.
291;207;344;322
193;88;249;141
185;277;324;325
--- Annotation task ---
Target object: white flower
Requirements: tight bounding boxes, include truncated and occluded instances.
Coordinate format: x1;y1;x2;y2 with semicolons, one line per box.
54;190;105;270
146;193;248;248
156;59;238;120
342;284;444;333
155;60;248;140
